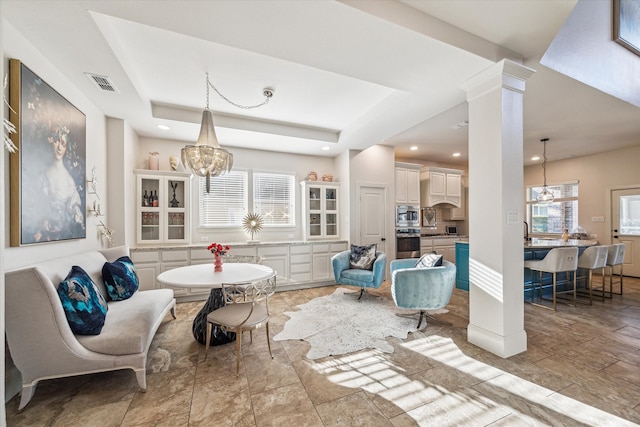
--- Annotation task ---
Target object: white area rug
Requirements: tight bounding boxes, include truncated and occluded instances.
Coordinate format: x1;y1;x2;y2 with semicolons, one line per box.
274;288;422;359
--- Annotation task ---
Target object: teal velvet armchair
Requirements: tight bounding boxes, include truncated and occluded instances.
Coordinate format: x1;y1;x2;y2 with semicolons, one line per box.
390;258;456;328
331;250;386;299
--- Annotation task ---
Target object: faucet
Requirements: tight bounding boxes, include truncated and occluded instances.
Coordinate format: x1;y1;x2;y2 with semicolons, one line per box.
524;221;531;241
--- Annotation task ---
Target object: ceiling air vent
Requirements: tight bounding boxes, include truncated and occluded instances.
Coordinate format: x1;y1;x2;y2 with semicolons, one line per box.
85;73;119;93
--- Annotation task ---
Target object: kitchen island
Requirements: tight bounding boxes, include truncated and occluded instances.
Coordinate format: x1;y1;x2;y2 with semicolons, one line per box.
455;238;599;295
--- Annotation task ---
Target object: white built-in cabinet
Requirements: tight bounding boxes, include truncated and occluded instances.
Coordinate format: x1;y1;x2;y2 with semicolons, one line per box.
134;170;191;245
395;163;421;205
130;241;348;298
301;181;339;240
420;167;463;208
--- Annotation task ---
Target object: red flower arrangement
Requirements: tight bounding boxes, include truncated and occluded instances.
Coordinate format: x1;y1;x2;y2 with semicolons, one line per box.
208;243;230;256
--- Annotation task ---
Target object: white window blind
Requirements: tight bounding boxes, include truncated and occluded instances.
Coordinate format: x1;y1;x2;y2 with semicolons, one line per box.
199;171;248;227
253;172;295;226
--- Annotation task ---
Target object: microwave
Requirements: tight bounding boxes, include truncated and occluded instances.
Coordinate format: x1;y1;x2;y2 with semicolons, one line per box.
396;205;420;227
446;225;458;235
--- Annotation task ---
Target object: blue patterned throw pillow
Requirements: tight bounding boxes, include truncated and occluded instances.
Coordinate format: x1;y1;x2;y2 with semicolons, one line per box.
349;244;377;270
102;256;139;301
57;266;108;335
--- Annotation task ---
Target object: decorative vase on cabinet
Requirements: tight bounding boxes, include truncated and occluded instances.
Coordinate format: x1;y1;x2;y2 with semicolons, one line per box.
135;170;191;244
301;181;339;240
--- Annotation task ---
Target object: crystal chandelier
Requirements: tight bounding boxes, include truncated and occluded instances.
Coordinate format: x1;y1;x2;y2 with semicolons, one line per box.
536;138;554;204
182;73;273;192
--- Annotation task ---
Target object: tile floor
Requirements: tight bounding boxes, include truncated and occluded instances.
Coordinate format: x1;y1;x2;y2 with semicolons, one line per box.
6;276;640;426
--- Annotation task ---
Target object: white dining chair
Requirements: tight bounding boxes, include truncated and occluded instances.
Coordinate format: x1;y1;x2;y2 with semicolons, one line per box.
524;247;579;311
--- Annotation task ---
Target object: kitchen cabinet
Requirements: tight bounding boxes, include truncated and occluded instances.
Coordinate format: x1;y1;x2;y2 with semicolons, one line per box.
420;167;463;207
257;245;290;288
395;163;421;205
135;170;191;245
130;240;348;300
301;181;339;240
420;237;466;263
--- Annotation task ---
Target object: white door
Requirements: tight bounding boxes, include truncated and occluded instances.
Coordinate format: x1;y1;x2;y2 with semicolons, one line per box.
359;186;387;254
611;187;640;277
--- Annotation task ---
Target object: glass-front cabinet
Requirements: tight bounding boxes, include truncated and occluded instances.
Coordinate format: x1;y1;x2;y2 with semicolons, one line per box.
135;170;191;244
301;181;339;240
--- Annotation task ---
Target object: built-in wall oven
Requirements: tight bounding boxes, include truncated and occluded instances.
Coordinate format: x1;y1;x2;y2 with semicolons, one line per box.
396;205;420;228
396;228;421;259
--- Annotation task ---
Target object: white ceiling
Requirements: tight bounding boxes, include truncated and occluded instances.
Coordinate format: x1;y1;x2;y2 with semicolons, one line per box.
3;0;639;167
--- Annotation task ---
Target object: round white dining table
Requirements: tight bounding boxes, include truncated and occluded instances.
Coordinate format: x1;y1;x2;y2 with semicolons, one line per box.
156;263;276;345
156;263;275;289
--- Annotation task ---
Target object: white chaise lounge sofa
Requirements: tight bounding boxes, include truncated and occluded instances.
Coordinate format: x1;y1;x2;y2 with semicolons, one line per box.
5;245;176;410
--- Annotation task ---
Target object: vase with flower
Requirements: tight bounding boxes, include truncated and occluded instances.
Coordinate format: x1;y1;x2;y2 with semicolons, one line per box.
208;242;230;272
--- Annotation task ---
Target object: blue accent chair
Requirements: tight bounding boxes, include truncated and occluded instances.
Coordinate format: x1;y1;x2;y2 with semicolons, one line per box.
331;250;386;299
390;258;456;328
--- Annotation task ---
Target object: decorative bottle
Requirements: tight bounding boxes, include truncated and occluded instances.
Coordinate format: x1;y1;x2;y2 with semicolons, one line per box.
143;190;149;207
152;190;159;207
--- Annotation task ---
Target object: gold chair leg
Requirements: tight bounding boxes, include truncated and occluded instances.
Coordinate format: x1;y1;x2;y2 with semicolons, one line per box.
266;323;273;359
205;323;211;360
552;272;557;311
235;329;242;375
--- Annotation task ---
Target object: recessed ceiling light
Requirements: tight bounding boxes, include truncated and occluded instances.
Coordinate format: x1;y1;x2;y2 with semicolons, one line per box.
157;124;170;130
531;156;540;161
452;152;461;157
410;146;418;151
321;146;330;151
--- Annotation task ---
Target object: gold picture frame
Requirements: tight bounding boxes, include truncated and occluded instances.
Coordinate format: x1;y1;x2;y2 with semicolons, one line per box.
9;59;87;246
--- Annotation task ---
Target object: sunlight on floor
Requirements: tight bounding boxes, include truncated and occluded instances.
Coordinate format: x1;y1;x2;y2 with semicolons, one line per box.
311;334;637;426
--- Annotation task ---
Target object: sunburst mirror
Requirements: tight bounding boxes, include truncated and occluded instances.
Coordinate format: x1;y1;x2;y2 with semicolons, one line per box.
242;212;263;242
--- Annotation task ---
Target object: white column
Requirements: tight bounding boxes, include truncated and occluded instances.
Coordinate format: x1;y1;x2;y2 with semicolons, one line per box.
461;60;535;358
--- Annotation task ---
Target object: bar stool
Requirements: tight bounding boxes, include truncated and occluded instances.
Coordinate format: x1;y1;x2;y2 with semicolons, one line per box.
576;245;608;304
605;243;626;297
524;247;578;311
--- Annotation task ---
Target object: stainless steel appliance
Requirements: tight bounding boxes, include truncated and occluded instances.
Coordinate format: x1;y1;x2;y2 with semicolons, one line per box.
396;205;420;228
396;228;421;259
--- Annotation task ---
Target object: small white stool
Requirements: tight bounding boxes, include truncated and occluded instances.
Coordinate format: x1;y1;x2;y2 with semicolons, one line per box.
605;243;626;297
577;245;608;304
524;247;579;311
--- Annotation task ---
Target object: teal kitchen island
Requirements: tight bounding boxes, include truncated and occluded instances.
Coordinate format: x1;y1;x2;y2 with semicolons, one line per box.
455;238;599;296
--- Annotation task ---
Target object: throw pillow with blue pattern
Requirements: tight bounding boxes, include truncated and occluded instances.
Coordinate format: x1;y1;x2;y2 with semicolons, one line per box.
57;266;108;335
102;256;139;301
349;244;377;270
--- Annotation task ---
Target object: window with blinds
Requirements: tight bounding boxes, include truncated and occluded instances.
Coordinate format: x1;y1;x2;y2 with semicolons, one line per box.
253;172;295;226
526;181;579;234
198;170;295;228
199;171;248;227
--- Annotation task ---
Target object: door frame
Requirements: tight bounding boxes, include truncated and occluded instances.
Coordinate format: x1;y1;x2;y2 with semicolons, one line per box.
355;181;392;257
606;184;640;244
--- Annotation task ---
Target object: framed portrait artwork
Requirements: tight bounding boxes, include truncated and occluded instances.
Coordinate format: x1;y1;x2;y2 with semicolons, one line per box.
9;59;87;246
613;0;640;57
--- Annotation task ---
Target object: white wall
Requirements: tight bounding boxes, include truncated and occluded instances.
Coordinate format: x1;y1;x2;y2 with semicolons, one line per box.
347;144;396;255
524;144;640;243
136;136;337;244
2;18;108;406
2;19;108;269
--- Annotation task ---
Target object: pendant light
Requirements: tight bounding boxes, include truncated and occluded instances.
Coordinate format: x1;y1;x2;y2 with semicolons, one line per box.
181;73;273;192
536;138;554;204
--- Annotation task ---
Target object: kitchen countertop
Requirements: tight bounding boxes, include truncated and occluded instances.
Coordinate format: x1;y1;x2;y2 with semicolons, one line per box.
421;234;467;238
523;238;598;248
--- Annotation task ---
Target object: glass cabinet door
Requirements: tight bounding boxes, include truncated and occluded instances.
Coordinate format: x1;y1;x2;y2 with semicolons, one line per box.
136;171;191;244
139;177;161;242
